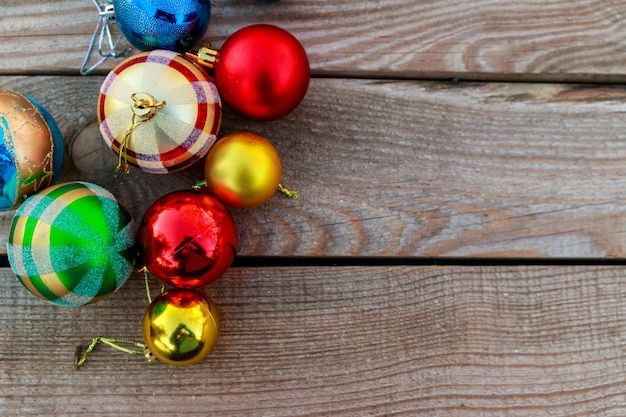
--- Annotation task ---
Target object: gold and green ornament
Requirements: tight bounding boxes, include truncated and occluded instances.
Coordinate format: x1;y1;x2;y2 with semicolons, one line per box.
7;181;136;307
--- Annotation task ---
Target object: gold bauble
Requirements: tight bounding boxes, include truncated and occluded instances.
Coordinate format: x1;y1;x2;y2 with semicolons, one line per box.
204;131;282;208
143;288;220;366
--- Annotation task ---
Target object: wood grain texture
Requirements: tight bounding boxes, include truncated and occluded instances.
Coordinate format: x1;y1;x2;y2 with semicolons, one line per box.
2;0;626;81
1;76;626;258
2;266;626;416
4;2;626;415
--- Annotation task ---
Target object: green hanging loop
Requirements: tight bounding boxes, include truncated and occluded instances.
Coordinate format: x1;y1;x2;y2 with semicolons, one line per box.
191;179;208;190
278;183;299;198
75;337;153;369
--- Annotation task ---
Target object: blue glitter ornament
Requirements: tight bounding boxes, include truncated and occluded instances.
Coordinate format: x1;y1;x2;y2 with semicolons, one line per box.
114;0;211;53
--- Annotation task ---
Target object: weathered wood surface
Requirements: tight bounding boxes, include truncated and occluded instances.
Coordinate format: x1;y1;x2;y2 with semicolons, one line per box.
1;76;626;257
3;266;626;416
2;0;626;81
3;0;626;416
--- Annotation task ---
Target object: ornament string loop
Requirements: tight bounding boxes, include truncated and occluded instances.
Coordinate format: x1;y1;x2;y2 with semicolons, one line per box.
75;337;153;369
74;270;166;369
80;0;132;75
278;183;299;199
192;180;298;200
191;179;208;190
139;266;165;304
117;93;166;173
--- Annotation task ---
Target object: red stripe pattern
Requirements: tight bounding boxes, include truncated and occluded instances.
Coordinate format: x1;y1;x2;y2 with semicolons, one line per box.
97;50;221;174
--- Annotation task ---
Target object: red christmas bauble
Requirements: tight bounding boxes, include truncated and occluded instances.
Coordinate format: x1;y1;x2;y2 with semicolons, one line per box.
214;24;310;121
139;190;238;288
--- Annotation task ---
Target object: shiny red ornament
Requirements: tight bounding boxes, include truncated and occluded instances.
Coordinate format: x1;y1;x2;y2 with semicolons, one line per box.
213;24;310;121
139;190;238;288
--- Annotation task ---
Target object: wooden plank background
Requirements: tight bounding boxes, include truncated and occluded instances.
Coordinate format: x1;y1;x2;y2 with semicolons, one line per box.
2;1;626;416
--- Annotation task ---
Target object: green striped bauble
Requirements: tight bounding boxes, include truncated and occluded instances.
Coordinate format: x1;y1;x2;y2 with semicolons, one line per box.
7;181;136;307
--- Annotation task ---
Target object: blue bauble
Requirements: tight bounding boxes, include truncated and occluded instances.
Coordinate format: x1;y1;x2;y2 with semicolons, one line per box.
114;0;210;52
27;96;65;183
